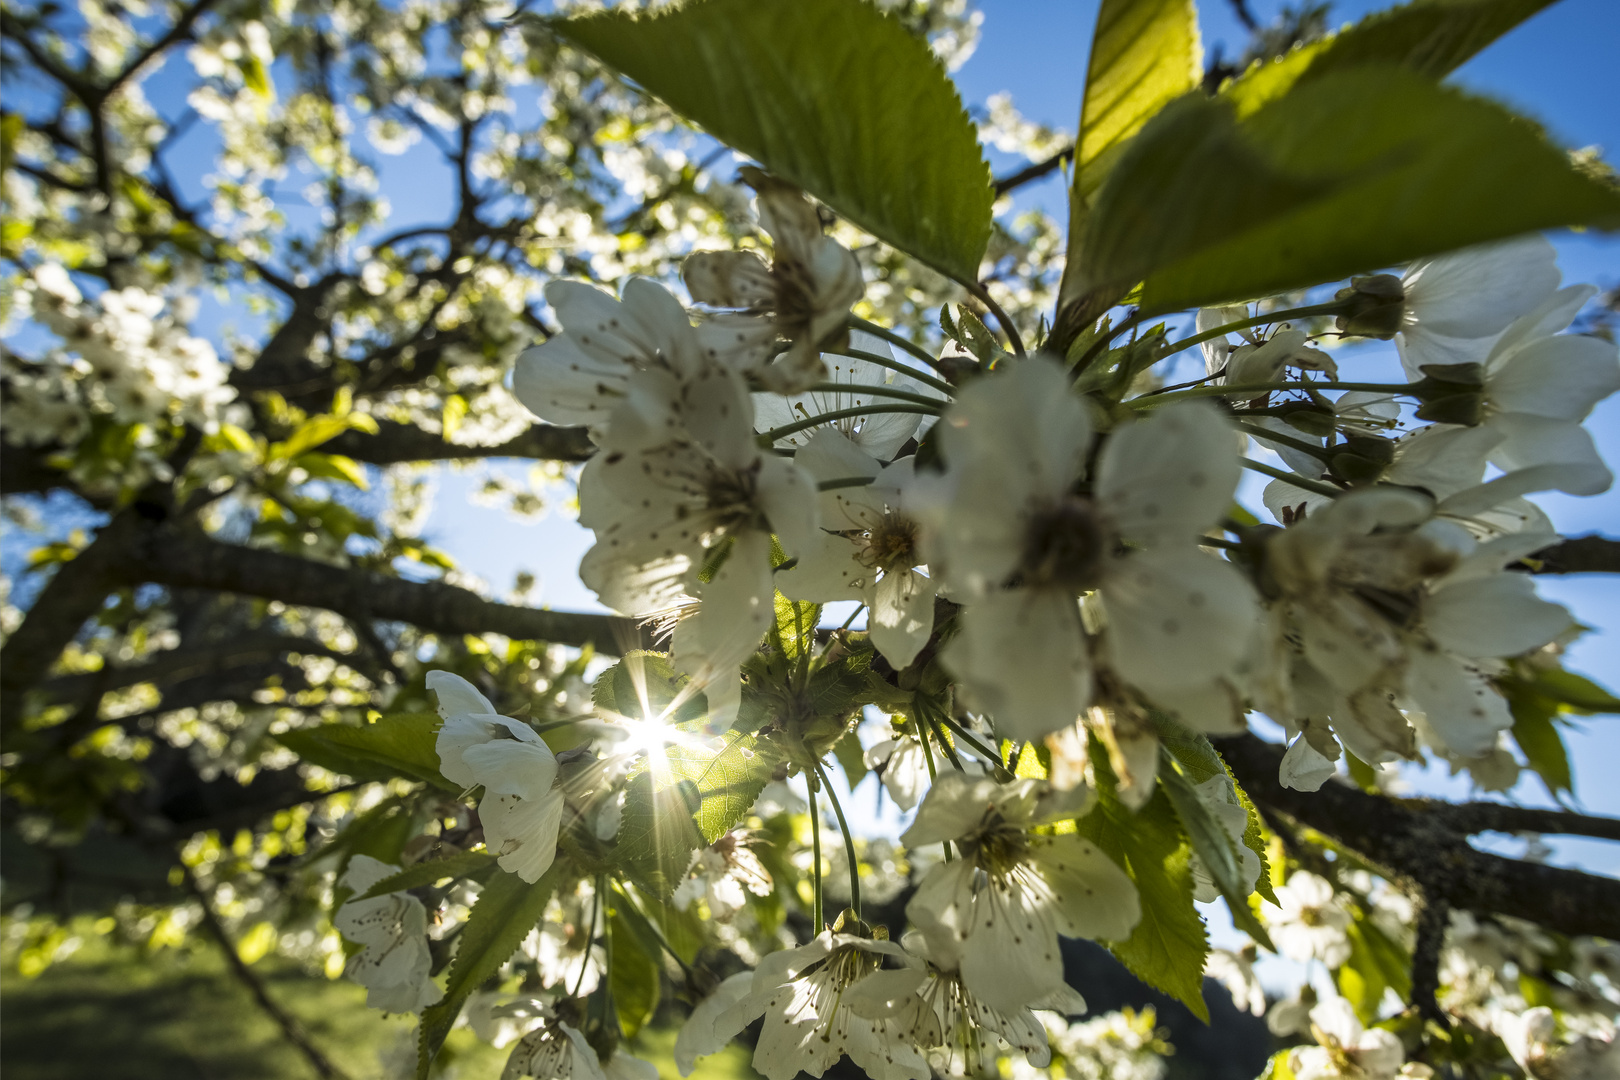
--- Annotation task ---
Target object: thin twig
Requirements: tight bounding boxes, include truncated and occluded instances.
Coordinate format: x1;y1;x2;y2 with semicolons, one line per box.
180;864;351;1080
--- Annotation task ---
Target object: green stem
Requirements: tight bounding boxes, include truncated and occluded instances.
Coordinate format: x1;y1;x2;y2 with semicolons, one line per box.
827;347;955;395
1232;420;1334;462
1159;301;1348;356
964;280;1026;357
813;760;861;921
805;380;946;407
757;404;940;445
914;718;951;863
572;881;600;998
807;773;825;931
1241;457;1344;498
1131;380;1408;406
818;475;877;492
936;714;1007;773
849;315;947;371
837;603;866;632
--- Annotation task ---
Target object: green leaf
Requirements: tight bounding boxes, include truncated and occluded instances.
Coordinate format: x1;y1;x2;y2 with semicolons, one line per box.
1507;684;1573;798
274;713;454;791
1060;0;1200;313
608;910;661;1038
295;452;370;490
1222;0;1558;118
1099;67;1620;314
1230;775;1279;908
270;414;353;461
1074;0;1201;203
613;724;778;896
1518;667;1620;714
1075;745;1210;1020
771;592;821;662
555;0;992;280
830;726;868;791
591;651;709;724
418;867;561;1078
1157;751;1276;951
356;851;499;900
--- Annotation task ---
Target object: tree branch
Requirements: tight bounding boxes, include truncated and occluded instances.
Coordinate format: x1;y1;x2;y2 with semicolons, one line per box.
104;0;224;99
1215;733;1620;940
1413;799;1620;843
328;419;595;464
180;863;352;1080
994;146;1071;195
1532;534;1620;574
130;527;644;655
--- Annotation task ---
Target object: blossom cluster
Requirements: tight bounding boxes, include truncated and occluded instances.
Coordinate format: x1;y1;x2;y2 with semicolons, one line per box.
327;177;1619;1080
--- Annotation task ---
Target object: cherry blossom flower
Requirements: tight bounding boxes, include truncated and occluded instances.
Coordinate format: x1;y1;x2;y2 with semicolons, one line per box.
1268;872;1352;968
918;357;1259;740
1289;997;1406;1080
334;855;443;1013
902;774;1139;1014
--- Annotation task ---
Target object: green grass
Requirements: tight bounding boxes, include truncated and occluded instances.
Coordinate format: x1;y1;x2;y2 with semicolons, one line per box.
0;928;761;1080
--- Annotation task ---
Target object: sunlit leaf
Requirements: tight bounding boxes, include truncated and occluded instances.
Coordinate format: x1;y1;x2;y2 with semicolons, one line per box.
556;0;993;280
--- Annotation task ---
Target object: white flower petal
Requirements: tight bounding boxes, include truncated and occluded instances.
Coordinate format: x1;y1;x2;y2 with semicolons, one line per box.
481;788;566;884
1424;573;1572;659
867;568;935;670
943;588;1091;742
1096;402;1240;545
1036;834;1141;942
426;670;495;719
1101;548;1260;696
1489;333;1620;421
1403;648;1511;757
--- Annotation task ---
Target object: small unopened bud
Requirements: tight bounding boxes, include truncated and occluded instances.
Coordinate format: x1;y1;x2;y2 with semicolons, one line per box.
1411;362;1485;425
1328;434;1395;483
1334;273;1406;339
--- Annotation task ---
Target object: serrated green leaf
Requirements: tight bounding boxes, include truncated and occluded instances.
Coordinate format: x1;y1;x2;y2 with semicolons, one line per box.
556;0;993;281
591;651;709;724
1075;745;1209;1020
1074;0;1201;202
1158;751;1276;951
418;867;561;1078
608;910;661;1038
1061;0;1200;313
1229;775;1279;908
772;592;821;661
1222;0;1557;119
1101;67;1620;314
274;713;453;791
356;851;499;900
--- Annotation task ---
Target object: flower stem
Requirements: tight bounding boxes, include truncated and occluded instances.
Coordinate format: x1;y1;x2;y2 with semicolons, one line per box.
837;603;866;632
936;714;1006;773
1130;379;1409;406
806;380;947;407
757;403;940;445
813;759;861;921
1232;419;1335;462
1240;457;1344;498
572;880;601;997
610;881;694;977
826;346;955;395
1158;301;1348;356
849;315;947;371
817;475;877;492
807;772;825;931
915;718;952;863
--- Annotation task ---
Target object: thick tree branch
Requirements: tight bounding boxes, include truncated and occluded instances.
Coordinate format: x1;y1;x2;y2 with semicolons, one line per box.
129;527;645;655
1215;734;1620;940
103;0;224;99
328;419;595;464
1413;799;1620;843
1531;534;1620;574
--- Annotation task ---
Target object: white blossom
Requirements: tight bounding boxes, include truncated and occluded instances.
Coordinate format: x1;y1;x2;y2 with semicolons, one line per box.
1290;997;1406;1080
333;855;443;1013
902;774;1139;1014
1268;872;1353;969
428;670;564;883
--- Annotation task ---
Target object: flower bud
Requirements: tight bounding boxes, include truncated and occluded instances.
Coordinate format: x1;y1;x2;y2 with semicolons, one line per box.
1328;434;1395;484
1334;273;1406;339
1410;362;1486;425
